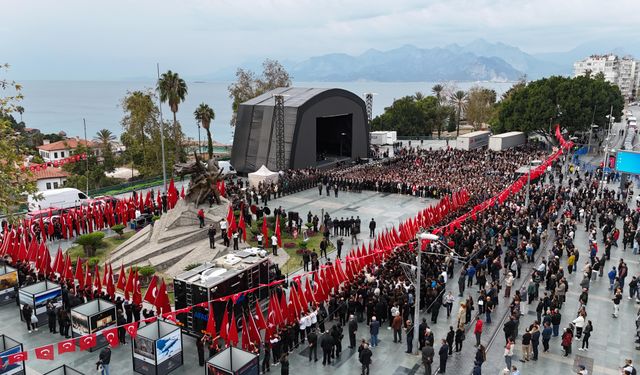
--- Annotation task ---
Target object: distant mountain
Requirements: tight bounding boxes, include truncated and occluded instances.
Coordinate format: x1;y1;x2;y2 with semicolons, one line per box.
448;39;566;79
288;44;522;82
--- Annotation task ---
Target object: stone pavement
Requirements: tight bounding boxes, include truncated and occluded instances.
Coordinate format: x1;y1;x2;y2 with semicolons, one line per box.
4;174;638;374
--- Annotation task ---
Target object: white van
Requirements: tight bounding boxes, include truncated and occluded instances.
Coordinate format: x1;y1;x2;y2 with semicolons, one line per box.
28;188;89;211
217;161;237;178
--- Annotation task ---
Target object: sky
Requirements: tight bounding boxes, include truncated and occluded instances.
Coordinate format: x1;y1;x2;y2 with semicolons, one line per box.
3;0;640;80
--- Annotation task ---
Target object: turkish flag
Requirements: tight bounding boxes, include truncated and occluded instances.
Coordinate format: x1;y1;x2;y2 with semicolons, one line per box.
219;307;229;341
116;264;126;291
102;327;119;347
241;315;250;350
75;257;85;289
227;311;239;346
262;216;269;246
124;267;135;300
154;279;172;315
94;265;102;292
132;272;142;305
254;301;267;330
7;351;28;365
79;334;97;351
143;275;159;305
275;215;282;247
57;338;76;354
124;321;139;339
35;345;55;360
206;303;217;337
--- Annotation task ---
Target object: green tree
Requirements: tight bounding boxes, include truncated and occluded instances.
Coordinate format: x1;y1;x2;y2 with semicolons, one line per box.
450;90;468;136
370;95;454;137
157;70;188;162
75;232;105;257
0;64;36;216
227;59;291;125
94;129;116;172
194;103;215;159
63;143;119;190
466;87;497;130
15;105;24;122
492;75;624;142
120;90;185;177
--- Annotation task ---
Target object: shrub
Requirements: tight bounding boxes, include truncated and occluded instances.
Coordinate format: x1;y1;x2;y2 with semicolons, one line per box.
298;241;308;249
111;224;125;238
283;242;296;249
88;257;100;267
184;263;202;271
152;215;160;222
138;265;156;278
75;232;105;257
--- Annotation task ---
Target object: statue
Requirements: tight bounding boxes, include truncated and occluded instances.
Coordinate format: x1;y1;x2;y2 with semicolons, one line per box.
174;152;223;206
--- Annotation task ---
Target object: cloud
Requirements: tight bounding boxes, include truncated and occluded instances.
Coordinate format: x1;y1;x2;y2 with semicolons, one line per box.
3;0;639;79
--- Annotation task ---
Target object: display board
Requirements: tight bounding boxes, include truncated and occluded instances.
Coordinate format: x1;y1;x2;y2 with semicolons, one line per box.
0;335;25;375
0;265;18;305
615;150;640;175
18;281;62;327
206;347;259;375
43;365;85;375
132;320;183;375
70;299;116;351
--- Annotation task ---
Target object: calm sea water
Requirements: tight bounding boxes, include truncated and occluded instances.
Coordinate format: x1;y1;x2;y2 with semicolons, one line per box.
17;80;514;144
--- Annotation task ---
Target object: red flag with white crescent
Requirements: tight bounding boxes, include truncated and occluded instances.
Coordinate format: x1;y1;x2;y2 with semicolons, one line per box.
7;351;28;365
124;321;139;339
102;327;119;347
79;334;97;351
143;275;159;305
35;345;55;360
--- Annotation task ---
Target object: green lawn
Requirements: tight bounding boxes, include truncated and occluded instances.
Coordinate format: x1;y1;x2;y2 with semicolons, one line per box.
245;221;332;274
67;231;135;264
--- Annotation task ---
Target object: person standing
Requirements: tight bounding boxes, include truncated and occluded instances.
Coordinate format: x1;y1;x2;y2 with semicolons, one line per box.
271;234;278;256
418;318;428;350
358;343;372;375
22;304;35;333
232;230;239;250
422;343;435;375
504;338;514;371
220;219;228;246
561;327;573;356
279;353;289;375
261;341;271;373
207;224;217;249
46;302;57;333
541;322;552;352
321;330;334;365
454;326;465;352
197;208;205;228
307;328;318;362
405;320;414;353
438;339;449;373
98;346;111;375
520;328;532;362
474;318;483;347
613;288;622;317
369;316;380;347
579;320;592;351
117;309;127;344
446;326;454;355
392;313;403;343
348;315;358;349
196;334;206;366
336;237;344;259
369;219;376;238
530;324;540;360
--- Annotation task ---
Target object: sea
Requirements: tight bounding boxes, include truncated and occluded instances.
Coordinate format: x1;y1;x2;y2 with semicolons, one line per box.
16;80;515;144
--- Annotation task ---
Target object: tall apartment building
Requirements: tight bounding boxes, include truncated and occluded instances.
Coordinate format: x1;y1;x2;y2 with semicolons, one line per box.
573;54;639;100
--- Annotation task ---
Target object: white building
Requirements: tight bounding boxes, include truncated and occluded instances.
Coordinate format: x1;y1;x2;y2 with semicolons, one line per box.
574;54;639;100
37;138;99;162
30;167;70;191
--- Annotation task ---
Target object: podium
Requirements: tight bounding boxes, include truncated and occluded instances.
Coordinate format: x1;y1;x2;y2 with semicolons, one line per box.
0;335;25;375
131;320;183;375
18;280;62;327
44;365;85;375
0;264;18;305
70;299;116;351
206;347;259;375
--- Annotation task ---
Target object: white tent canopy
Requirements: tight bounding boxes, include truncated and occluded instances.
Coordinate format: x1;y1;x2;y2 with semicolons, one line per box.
248;165;279;188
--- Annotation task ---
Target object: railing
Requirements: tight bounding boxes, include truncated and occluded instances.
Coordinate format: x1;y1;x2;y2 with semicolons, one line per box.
89;175;169;197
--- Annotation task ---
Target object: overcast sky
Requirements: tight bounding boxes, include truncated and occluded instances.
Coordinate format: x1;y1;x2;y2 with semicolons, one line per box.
3;0;639;80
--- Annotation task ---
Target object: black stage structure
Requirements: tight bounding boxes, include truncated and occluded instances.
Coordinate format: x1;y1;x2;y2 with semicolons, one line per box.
231;87;369;173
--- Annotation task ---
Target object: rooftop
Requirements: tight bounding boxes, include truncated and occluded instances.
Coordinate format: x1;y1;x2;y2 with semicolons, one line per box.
29;167;70;181
37;138;96;151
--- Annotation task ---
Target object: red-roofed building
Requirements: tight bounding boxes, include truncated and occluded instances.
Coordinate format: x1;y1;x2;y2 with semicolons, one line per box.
37;138;100;162
29;167;70;191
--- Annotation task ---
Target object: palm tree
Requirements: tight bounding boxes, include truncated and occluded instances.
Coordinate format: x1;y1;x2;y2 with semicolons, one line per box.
16;106;24;122
450;90;467;137
414;91;424;100
432;84;445;138
94;128;115;150
157;70;188;158
194;103;215;159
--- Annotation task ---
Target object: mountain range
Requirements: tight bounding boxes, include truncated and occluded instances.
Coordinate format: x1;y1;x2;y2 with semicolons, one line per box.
199;39;640;82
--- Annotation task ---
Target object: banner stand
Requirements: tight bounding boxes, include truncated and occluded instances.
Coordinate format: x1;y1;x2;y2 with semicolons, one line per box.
43;365;85;375
18;280;62;327
206;346;259;375
0;334;25;375
70;299;116;352
132;320;183;375
0;264;19;306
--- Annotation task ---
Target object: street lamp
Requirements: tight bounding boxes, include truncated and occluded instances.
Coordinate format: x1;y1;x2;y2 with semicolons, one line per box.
411;231;437;354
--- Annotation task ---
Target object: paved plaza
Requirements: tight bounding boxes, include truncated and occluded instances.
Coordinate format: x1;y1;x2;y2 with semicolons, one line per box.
2;177;639;374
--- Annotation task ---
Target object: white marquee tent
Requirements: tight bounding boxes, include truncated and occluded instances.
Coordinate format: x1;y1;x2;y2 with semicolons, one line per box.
247;165;279;188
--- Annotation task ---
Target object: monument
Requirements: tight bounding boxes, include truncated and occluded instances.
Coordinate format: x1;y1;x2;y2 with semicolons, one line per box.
109;156;230;277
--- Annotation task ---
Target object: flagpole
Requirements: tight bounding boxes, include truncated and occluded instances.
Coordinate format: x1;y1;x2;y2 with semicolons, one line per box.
156;63;168;193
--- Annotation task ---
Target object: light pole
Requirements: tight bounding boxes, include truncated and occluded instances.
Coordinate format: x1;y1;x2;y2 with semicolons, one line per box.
600;107;614;191
412;231;438;355
197;123;202;157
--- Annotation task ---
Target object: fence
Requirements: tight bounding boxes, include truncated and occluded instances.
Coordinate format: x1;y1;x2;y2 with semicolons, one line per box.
89;175;167;197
